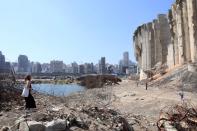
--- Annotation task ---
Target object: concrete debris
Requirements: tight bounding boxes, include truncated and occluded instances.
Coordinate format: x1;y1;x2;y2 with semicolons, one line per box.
45;119;67;131
19;121;45;131
77;74;122;88
157;103;197;130
8;106;134;131
0;127;9;131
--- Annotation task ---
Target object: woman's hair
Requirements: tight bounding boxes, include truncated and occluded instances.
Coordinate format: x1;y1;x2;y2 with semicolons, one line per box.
25;75;31;81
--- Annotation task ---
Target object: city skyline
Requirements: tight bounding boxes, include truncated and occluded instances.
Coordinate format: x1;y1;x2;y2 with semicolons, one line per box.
2;51;137;74
0;0;174;64
2;50;133;65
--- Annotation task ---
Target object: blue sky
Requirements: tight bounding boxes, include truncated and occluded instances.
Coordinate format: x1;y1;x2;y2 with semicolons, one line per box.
0;0;174;64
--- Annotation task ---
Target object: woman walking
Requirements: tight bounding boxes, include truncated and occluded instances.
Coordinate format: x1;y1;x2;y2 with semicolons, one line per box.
22;75;36;110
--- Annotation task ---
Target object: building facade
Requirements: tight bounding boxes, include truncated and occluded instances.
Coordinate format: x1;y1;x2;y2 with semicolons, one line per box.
50;60;64;73
71;62;78;74
0;51;6;72
32;62;42;73
99;57;106;74
78;64;85;74
18;55;29;73
123;52;129;67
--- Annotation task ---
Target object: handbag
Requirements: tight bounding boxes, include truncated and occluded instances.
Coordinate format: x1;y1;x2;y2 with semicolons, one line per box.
21;86;29;97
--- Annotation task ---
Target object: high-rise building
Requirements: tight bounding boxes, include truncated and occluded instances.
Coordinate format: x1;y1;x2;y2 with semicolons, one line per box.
5;62;11;71
41;63;50;73
79;64;85;74
11;62;18;72
65;64;72;73
18;55;29;73
99;57;106;74
71;62;78;74
0;51;5;72
32;62;42;73
118;52;130;74
50;60;64;73
84;63;94;74
123;52;129;67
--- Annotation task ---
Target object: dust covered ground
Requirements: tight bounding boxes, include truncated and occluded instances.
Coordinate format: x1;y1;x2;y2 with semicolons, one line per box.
0;79;197;130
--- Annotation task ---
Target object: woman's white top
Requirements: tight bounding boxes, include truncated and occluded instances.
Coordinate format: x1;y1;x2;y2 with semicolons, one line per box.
21;81;30;97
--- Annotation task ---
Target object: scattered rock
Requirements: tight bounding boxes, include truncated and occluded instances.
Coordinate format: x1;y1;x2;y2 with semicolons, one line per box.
32;113;53;122
51;106;63;112
15;106;24;110
19;121;45;131
45;119;67;131
0;126;9;131
130;93;136;96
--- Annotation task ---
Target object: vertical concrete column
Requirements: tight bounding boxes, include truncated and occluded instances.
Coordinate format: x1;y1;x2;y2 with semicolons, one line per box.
172;5;180;65
187;0;197;62
158;14;171;64
176;3;185;64
167;9;175;67
153;20;162;65
182;0;191;62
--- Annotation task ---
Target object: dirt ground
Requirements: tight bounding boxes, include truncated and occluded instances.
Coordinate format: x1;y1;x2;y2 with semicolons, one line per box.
110;80;197;129
0;80;197;130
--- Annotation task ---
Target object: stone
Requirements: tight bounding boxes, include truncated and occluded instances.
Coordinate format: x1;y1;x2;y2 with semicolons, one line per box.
164;121;177;131
45;119;67;131
19;121;45;131
51;106;63;112
12;116;26;130
31;113;53;122
188;63;197;72
0;126;9;131
130;93;136;96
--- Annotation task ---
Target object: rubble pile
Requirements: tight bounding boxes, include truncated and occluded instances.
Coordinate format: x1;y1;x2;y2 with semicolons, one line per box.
148;65;197;88
0;88;23;111
157;103;197;130
0;73;23;112
81;107;133;131
77;75;122;88
2;106;134;131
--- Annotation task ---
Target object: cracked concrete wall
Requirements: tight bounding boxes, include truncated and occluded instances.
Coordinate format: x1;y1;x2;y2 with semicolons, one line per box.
187;0;197;62
168;0;197;67
133;14;170;80
134;0;197;80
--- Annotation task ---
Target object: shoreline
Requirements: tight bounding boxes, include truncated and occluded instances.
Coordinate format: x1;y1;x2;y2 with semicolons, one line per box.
16;78;79;85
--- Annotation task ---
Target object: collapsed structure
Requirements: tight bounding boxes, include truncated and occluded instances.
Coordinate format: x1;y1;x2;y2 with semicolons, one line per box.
134;0;197;80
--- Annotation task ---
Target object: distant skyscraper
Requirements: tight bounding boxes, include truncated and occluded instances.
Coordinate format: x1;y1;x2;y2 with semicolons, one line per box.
79;64;85;74
18;55;29;73
50;60;64;73
119;60;124;74
32;62;42;73
0;51;5;72
123;52;129;67
99;57;106;74
11;62;18;72
71;62;78;74
41;63;50;73
84;63;94;74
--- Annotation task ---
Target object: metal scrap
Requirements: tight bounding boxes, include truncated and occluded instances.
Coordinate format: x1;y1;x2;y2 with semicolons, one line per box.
157;103;197;130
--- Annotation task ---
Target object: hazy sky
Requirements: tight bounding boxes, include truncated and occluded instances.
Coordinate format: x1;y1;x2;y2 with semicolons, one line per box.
0;0;174;64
